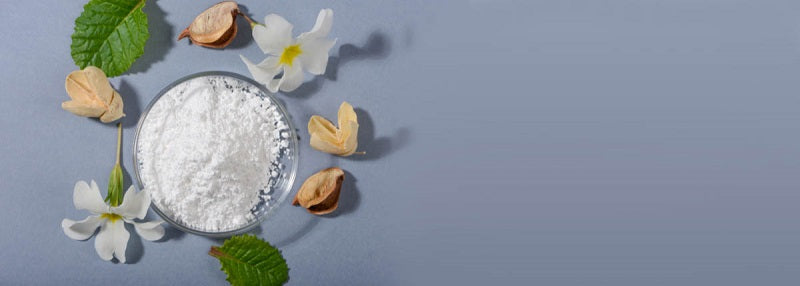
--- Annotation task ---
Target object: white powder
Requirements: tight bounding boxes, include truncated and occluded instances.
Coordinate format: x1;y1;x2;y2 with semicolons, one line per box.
137;75;289;232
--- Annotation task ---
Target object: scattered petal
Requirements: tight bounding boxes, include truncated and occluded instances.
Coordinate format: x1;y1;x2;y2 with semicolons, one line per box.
113;186;150;220
95;220;129;263
272;63;305;92
297;38;337;75
298;9;334;41
254;14;294;54
61;216;104;240
240;55;281;86
73;180;108;214
94;220;115;261
111;220;130;263
133;221;165;241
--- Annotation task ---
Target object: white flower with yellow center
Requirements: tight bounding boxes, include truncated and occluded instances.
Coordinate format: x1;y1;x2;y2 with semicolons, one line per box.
240;9;336;93
61;181;164;263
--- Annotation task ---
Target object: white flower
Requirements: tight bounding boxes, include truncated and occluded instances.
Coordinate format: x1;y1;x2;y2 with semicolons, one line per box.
61;180;164;263
241;9;336;93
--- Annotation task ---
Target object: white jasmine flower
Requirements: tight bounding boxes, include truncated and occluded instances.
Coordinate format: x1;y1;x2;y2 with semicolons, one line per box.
61;180;164;263
241;9;336;93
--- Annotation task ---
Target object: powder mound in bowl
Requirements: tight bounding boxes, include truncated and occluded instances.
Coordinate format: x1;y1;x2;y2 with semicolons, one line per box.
136;74;292;233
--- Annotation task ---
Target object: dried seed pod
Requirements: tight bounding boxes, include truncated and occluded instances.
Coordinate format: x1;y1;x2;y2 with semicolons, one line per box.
178;1;240;49
100;90;125;123
308;102;363;156
292;167;345;215
62;66;125;123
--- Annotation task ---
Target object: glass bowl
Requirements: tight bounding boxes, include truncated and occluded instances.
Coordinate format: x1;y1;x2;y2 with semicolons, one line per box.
132;71;299;237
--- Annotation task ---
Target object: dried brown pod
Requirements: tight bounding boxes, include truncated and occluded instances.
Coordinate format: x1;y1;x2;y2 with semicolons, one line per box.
292;167;345;215
62;66;125;123
178;1;240;48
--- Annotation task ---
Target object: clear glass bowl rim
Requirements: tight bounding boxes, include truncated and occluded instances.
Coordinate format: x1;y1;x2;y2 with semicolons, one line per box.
132;71;299;238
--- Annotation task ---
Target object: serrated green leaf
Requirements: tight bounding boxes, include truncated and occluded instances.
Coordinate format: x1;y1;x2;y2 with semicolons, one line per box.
209;235;289;286
71;0;149;77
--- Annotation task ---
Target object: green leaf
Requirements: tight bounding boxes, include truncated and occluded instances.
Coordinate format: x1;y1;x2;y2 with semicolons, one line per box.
209;235;289;286
71;0;149;77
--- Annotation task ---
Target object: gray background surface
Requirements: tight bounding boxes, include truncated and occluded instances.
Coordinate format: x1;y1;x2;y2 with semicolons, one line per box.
2;0;800;285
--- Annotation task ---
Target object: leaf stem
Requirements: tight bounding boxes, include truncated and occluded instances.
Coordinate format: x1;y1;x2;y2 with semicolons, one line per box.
115;123;122;165
237;11;259;28
209;246;231;259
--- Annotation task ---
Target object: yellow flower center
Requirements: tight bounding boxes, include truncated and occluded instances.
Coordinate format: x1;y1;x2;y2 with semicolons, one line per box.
101;213;122;222
279;44;303;66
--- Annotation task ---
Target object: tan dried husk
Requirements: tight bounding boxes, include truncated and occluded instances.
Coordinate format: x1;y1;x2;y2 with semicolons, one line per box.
308;102;362;156
292;167;345;215
178;1;240;48
62;66;125;123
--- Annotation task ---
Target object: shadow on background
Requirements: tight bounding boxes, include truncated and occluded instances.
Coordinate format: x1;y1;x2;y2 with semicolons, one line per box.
127;0;173;75
285;31;392;99
117;79;141;128
347;108;411;161
158;225;186;242
322;170;360;218
325;31;391;81
123;223;144;264
224;4;255;49
274;216;320;248
125;224;186;264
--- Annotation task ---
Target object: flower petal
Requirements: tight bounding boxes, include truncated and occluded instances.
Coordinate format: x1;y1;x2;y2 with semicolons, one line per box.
240;55;282;86
298;9;334;41
133;221;165;241
95;220;129;263
297;38;336;75
93;220;114;261
61;216;104;240
265;68;283;93
310;131;346;154
73;180;108;214
253;14;294;54
113;186;150;220
270;64;305;93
